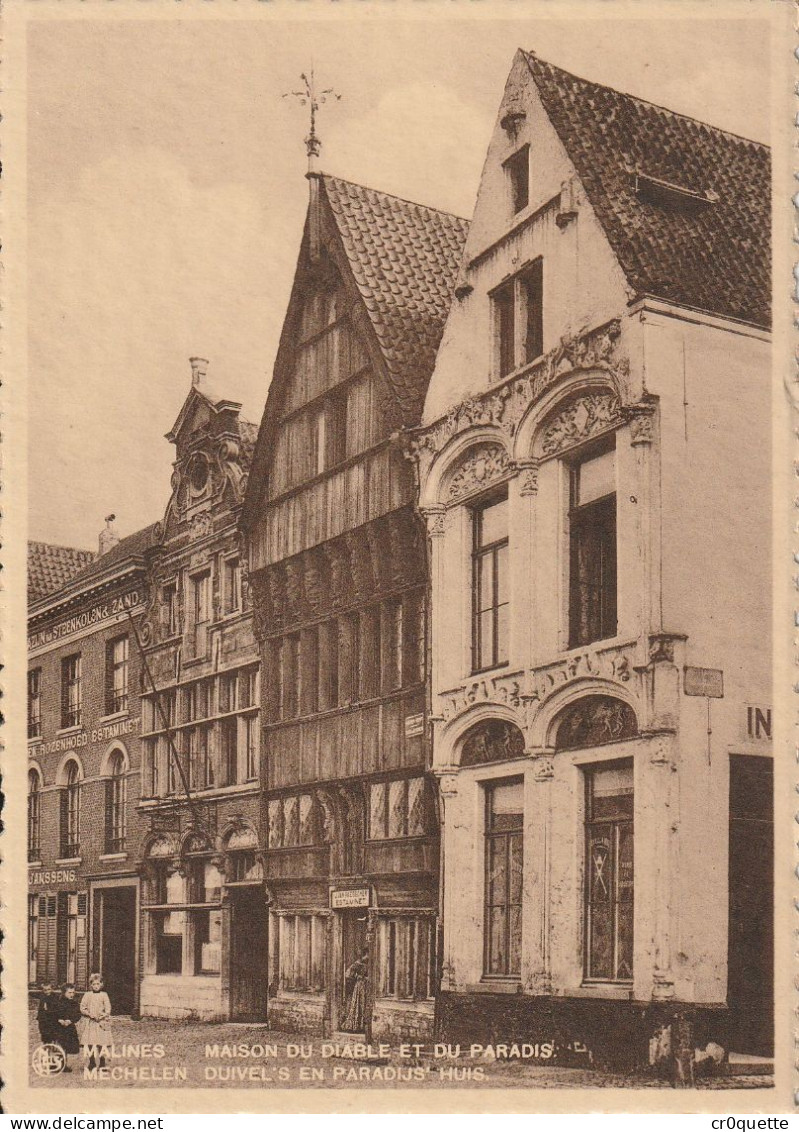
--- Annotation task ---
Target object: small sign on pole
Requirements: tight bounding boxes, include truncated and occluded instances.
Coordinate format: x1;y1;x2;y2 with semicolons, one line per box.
683;666;724;698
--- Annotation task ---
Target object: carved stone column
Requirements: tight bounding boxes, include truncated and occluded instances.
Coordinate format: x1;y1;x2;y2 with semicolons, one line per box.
643;732;676;1002
434;769;459;992
523;753;554;994
421;506;447;700
622;399;658;639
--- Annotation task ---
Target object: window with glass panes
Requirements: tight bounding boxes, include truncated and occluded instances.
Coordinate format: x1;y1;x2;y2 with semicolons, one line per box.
224;557;241;615
61;654;82;728
61;760;82;858
191;571;211;656
28;668;42;738
279;914;326;992
484;779;523;977
106;635;129;714
268;793;318;848
104;752;127;852
377;916;435;1001
569;443;617;647
584;762;634;982
28;769;42;860
472;492;510;672
369;777;426;840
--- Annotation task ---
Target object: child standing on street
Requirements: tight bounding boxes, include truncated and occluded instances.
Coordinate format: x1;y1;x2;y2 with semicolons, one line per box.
80;972;112;1070
54;984;81;1072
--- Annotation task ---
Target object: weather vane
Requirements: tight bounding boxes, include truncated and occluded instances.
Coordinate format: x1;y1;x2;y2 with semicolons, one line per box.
282;68;342;173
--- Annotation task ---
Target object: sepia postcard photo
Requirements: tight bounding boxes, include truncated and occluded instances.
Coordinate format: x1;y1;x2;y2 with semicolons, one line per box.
1;0;793;1114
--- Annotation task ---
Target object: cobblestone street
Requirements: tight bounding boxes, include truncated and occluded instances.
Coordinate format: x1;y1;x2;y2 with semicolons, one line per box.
28;1011;772;1093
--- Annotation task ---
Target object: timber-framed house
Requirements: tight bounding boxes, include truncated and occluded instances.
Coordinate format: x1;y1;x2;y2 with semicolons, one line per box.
241;173;468;1040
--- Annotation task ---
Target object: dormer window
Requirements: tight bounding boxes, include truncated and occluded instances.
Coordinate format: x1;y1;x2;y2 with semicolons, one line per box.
504;145;530;214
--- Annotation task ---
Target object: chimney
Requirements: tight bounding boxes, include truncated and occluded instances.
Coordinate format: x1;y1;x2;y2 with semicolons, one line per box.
189;357;209;388
99;514;119;556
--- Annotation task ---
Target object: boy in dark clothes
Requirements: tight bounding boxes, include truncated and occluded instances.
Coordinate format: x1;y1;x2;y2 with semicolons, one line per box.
54;984;81;1072
36;982;59;1046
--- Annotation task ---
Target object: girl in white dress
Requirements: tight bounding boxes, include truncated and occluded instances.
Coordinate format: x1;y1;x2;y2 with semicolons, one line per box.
80;973;112;1070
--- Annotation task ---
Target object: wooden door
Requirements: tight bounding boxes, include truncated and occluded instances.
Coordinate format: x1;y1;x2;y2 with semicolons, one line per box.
100;888;137;1014
230;891;268;1021
728;755;773;1056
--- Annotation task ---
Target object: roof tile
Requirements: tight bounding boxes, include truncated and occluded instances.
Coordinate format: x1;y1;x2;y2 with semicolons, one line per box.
28;542;95;602
525;53;770;328
322;176;470;420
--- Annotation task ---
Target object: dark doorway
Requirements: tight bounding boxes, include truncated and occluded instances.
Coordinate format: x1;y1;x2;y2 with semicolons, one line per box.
97;886;137;1015
230;890;268;1021
728;755;773;1056
339;912;368;1034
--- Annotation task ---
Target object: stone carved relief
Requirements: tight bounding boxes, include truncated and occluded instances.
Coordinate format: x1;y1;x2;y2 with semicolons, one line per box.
438;646;636;733
554;695;637;750
189;510;213;540
460;719;526;767
446;443;511;503
422;508;447;539
303;554;325;615
532;756;555;782
404;320;629;480
323;541;352;608
625;402;657;446
517;461;540;497
538;392;622;457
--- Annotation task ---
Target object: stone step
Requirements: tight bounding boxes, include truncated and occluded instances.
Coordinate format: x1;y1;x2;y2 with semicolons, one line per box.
724;1053;774;1077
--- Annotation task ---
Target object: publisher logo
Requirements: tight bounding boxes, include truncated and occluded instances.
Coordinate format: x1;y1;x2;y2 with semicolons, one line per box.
32;1043;66;1077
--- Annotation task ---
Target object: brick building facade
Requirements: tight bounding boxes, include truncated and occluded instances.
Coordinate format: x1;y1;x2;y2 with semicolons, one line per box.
28;524;153;1013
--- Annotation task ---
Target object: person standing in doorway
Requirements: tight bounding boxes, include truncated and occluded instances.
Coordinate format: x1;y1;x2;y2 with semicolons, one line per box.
80;972;112;1070
341;950;369;1033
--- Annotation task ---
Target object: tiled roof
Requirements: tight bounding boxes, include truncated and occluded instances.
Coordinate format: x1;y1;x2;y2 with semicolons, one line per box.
525;52;771;328
30;523;160;610
322;176;470;418
28;541;95;602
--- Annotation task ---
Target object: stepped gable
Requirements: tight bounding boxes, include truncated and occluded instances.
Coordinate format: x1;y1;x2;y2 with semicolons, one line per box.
525;51;770;329
28;541;95;602
322;175;470;418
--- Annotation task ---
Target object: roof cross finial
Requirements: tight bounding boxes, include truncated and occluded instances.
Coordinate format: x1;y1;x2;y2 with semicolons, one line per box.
282;68;342;175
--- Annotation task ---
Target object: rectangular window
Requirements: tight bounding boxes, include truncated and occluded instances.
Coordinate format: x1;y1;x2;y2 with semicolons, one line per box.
200;725;213;789
326;388;349;468
472;493;510;673
484;779;523;977
494;283;516;379
219;671;238;714
61;654;82;729
221;717;238;786
224;558;241;616
105;635;129;715
338;615;359;706
317;621;339;711
28;668;42;739
193;909;223;975
522;259;544;364
29;894;40;983
191;571;211;657
360;607;382;700
279;914;326;992
369;777;426;840
378;917;435;1001
505;145;530;213
244;714;259;781
569;444;617;647
240;666;258;709
145;737;159;798
383;600;403;693
310;405;327;477
280;634;300;719
162;583;179;638
154;911;183;974
584;762;634;982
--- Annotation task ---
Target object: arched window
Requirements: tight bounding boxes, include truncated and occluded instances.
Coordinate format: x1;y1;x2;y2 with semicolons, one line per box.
60;760;82;859
28;769;41;861
105;751;127;853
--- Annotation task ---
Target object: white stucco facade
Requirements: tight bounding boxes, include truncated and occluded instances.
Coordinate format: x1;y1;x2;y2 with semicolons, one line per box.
409;51;772;1061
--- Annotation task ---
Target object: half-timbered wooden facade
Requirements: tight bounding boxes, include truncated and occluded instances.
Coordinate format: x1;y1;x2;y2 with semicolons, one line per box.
242;174;468;1039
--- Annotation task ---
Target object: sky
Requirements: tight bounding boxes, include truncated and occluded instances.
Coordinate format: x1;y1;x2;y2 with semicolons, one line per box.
27;11;771;549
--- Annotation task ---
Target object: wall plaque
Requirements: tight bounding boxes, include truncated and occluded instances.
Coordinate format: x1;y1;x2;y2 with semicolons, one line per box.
683;666;724;698
330;887;371;910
